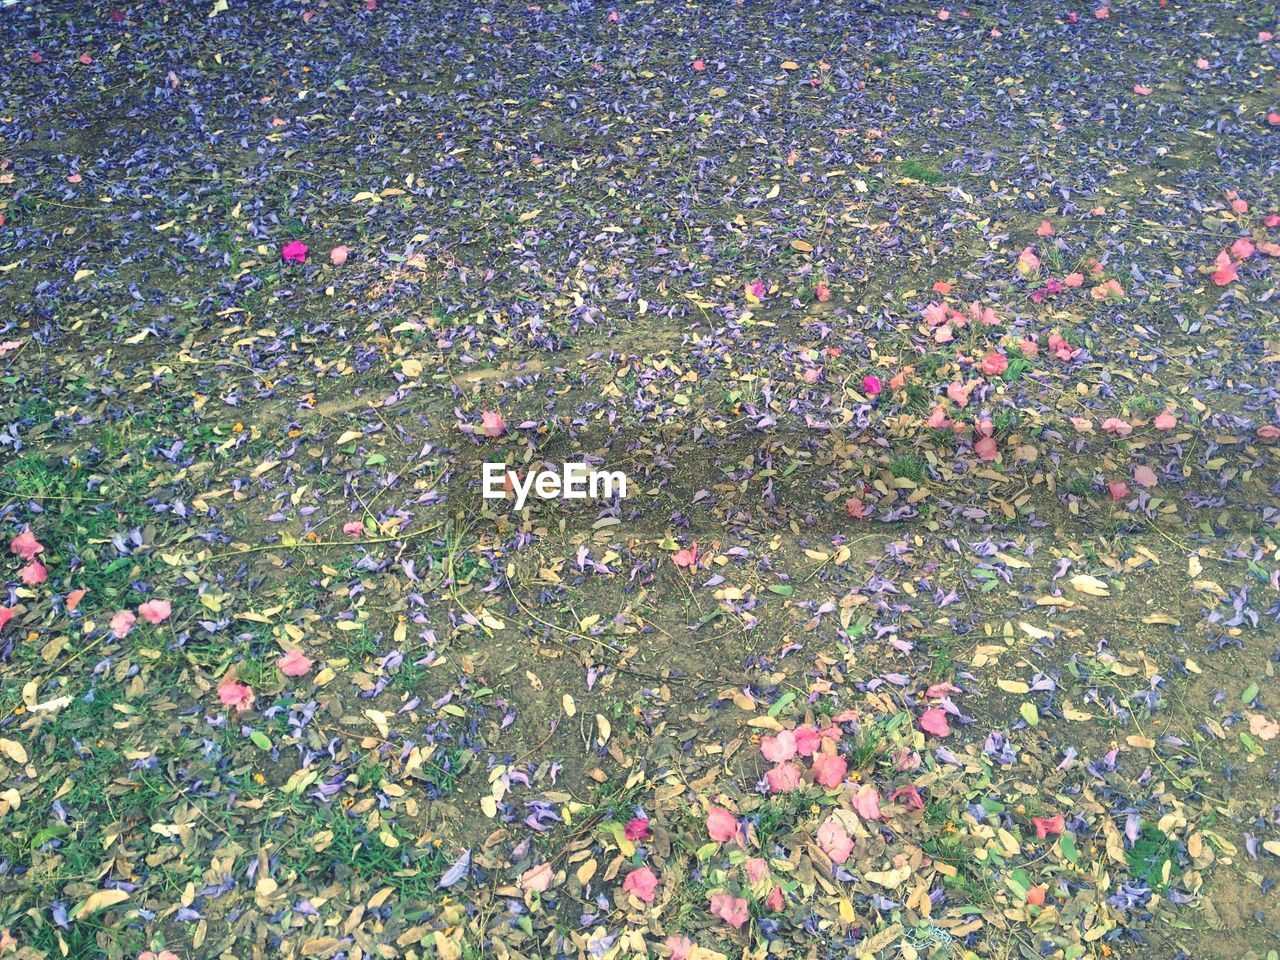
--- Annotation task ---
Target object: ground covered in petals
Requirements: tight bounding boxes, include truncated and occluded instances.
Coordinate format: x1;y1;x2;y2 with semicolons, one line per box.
2;2;1280;959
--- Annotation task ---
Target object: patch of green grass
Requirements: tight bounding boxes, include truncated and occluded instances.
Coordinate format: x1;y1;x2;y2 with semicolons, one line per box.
889;454;926;484
1126;824;1178;890
900;159;944;184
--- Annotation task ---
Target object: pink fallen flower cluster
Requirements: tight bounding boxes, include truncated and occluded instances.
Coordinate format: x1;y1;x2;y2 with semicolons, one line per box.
109;599;173;639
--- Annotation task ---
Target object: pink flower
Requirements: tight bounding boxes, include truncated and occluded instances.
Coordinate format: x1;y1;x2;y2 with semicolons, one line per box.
217;677;254;712
937;9;950;20
851;783;882;821
1132;84;1152;96
607;9;619;22
766;762;803;793
812;751;847;789
1090;278;1125;300
1258;425;1280;441
974;436;998;461
923;301;949;326
1133;465;1158;488
817;818;854;863
1016;246;1041;277
946;379;975;407
744;857;771;889
110;610;136;639
1108;481;1130;501
281;240;309;263
706;806;738;842
844;497;868;519
1266;214;1280;228
622;866;658;903
760;730;797;763
862;374;882;397
9;527;44;561
748;279;765;300
1102;417;1133;437
1048;331;1080;361
139;952;180;960
1063;272;1085;288
920;707;951;737
765;884;784;911
1231;237;1255;260
664;936;694;960
970;302;999;325
1036;220;1054;236
980;351;1008;376
1033;814;1065;839
692;59;706;71
891;785;925;811
138;599;172;624
1094;5;1109;17
277;649;313;677
814;281;831;302
709;892;749;929
624;817;651;840
329;245;351;266
0;607;14;631
1018;338;1039;357
926;405;953;429
479;411;505;437
343;521;365;537
1153;411;1177;430
520;862;553;893
20;562;46;586
1232;197;1249;214
1212;250;1239;286
1195;57;1209;69
672;542;699;569
793;725;820;756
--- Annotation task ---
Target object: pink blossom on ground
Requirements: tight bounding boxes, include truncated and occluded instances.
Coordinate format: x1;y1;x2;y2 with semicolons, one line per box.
110;610;136;638
217;678;254;712
709;892;749;928
817;818;853;863
278;649;314;677
281;240;308;263
706;806;738;842
622;866;658;903
920;707;951;737
20;562;46;586
1033;814;1066;838
812;751;847;789
766;762;803;793
760;729;797;762
851;783;882;820
9;527;44;561
138;599;172;624
793;725;821;756
479;411;506;437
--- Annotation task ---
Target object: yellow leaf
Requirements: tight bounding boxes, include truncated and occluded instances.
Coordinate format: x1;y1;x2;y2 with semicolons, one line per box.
0;738;27;764
75;889;129;919
1069;574;1111;597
